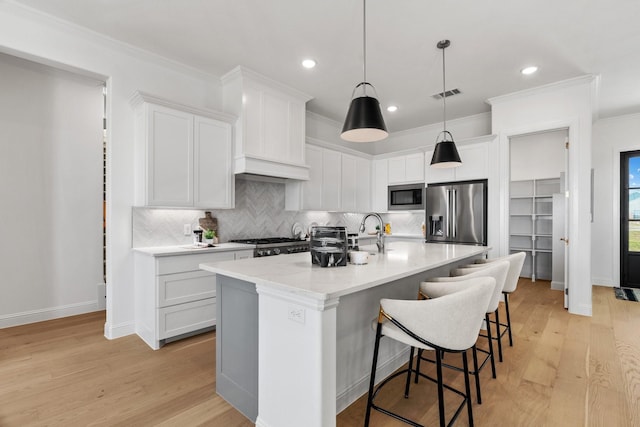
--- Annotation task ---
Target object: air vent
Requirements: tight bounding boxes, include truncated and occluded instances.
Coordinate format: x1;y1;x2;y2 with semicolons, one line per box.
432;88;461;100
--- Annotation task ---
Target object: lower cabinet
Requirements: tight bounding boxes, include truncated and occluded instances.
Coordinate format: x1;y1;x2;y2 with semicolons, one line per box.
134;249;253;349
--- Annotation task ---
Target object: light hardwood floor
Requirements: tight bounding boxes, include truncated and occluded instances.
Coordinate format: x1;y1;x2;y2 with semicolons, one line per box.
1;280;639;426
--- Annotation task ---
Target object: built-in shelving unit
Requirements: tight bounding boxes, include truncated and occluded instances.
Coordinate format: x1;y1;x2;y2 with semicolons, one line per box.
509;178;560;281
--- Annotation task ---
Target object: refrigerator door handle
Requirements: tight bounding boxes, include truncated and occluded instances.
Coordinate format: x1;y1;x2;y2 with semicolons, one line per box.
445;189;451;237
451;189;457;238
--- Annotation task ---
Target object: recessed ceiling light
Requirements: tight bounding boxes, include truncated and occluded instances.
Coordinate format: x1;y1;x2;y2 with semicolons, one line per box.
387;105;398;112
521;66;538;75
302;59;317;69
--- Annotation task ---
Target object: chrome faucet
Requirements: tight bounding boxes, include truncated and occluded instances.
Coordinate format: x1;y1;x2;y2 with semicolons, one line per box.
359;212;385;253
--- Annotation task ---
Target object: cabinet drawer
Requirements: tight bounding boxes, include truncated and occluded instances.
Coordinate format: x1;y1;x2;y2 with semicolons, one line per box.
158;298;216;340
157;251;235;274
158;270;216;307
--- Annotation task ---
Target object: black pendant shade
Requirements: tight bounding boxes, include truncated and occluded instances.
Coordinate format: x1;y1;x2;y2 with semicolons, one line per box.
341;93;388;142
431;134;462;168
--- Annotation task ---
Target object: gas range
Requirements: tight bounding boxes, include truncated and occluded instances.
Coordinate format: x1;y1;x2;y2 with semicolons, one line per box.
229;237;309;257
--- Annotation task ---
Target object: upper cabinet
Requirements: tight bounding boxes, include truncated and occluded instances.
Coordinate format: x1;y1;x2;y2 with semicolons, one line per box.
425;142;489;184
131;92;235;209
221;66;313;180
371;158;389;213
285;143;371;212
387;152;425;184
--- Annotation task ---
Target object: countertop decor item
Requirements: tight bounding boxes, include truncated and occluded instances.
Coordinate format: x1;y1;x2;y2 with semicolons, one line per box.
198;211;218;237
430;39;462;168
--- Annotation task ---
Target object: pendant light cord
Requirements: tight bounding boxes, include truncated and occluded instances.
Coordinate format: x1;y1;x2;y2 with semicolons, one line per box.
362;0;367;96
442;44;447;133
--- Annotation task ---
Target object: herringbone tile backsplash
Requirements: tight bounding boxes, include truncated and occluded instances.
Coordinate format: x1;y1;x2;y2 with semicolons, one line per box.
132;178;424;247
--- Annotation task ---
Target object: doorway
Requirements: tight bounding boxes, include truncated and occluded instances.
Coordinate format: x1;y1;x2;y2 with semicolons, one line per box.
508;129;568;298
621;150;640;288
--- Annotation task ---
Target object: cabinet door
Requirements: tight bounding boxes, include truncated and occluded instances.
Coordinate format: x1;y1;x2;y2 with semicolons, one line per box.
424;149;455;184
147;105;194;206
372;158;389;212
387;156;406;184
341;154;357;212
455;143;489;181
303;145;323;210
194;116;233;208
405;153;425;183
322;149;342;211
355;157;371;212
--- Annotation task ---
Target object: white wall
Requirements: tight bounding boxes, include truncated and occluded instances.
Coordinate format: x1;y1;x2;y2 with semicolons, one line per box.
489;76;597;316
592;113;640;286
0;53;104;327
510;129;566;181
0;3;221;337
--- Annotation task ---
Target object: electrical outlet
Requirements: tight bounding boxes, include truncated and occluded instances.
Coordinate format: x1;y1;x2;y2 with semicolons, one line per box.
288;306;305;324
183;224;192;235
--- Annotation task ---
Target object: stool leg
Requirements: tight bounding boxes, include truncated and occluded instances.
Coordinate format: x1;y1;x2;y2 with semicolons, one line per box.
414;349;422;384
485;313;497;379
404;347;415;398
504;292;513;346
472;345;482;404
436;350;446;427
462;351;474;427
365;323;383;427
495;309;504;362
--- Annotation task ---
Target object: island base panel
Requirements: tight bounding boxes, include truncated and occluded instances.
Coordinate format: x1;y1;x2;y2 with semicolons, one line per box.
216;275;258;422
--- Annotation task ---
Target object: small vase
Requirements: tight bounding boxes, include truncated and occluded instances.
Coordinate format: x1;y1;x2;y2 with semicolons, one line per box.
205;238;214;245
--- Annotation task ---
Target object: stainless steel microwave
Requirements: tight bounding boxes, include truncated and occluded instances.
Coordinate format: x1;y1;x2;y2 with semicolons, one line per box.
388;183;425;211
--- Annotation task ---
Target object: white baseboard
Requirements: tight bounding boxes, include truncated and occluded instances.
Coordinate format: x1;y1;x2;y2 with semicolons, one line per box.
0;301;99;329
592;277;615;287
104;320;136;340
336;346;411;414
550;281;564;291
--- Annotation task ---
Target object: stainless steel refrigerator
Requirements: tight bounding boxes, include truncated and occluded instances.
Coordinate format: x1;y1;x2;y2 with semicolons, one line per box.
425;179;487;245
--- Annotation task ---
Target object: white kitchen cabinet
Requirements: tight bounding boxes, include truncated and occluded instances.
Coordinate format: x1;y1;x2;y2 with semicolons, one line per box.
341;154;372;213
371;158;389;212
131;92;235;209
134;248;253;350
425;142;489;184
221;66;312;180
323;149;342;211
286;144;370;212
355;157;371;212
387;152;425;185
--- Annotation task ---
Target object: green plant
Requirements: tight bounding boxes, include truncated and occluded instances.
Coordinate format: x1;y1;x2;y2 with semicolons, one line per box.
204;229;216;239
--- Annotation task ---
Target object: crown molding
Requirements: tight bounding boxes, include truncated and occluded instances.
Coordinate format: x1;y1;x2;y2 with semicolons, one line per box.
220;65;313;102
130;91;236;123
306;110;342;128
486;75;598;106
305;137;374;160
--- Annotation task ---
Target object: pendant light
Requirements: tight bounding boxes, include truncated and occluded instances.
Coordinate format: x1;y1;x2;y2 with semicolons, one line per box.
430;40;462;168
341;0;388;142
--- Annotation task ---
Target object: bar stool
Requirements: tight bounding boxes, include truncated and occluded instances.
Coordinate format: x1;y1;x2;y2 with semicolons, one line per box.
418;261;509;404
365;277;495;427
461;252;526;348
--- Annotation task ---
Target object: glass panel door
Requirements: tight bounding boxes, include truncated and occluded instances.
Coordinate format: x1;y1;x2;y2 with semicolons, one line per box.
621;151;640;288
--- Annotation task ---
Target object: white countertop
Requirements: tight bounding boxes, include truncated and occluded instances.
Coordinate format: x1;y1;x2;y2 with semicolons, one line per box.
133;242;255;256
200;241;489;301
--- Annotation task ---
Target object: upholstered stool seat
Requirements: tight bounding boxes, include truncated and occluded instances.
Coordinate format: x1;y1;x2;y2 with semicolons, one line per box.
365;277;495;427
418;261;509;404
462;252;526;348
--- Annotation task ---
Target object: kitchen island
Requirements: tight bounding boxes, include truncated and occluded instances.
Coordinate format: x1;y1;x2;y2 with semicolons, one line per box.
200;241;489;427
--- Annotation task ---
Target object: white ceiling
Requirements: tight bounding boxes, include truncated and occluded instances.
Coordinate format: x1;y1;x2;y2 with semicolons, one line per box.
12;0;640;132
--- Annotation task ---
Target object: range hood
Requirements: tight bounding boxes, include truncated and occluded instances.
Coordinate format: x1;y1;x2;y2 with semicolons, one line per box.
221;66;312;181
